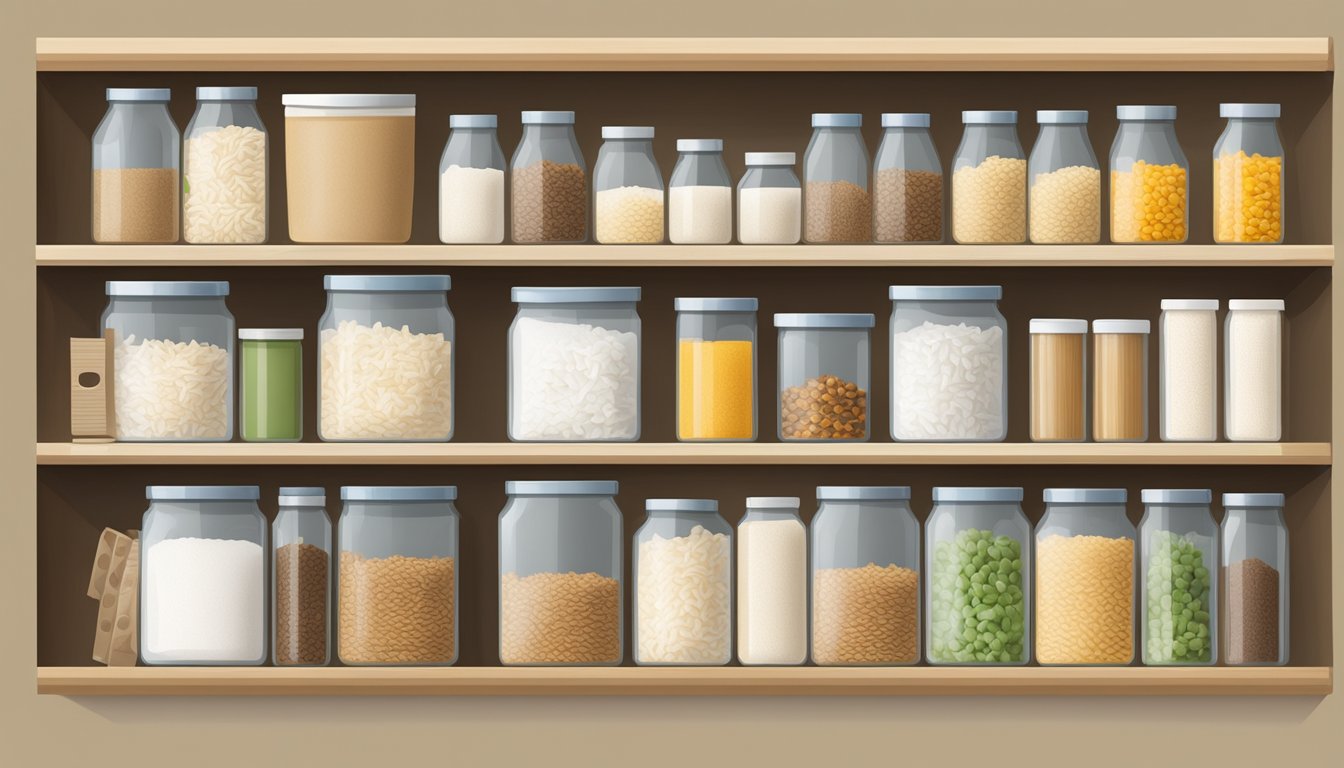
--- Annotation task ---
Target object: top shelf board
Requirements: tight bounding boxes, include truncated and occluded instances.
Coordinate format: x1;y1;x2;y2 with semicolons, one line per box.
34;37;1334;72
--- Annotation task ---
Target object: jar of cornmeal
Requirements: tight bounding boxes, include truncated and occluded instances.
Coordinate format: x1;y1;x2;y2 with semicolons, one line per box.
239;328;303;442
676;297;758;442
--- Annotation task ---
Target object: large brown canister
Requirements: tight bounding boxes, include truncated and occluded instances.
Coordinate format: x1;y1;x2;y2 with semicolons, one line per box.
1092;319;1150;442
1029;319;1088;442
282;94;416;243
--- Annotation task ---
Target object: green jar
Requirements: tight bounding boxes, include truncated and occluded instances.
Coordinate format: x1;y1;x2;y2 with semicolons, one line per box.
240;328;303;442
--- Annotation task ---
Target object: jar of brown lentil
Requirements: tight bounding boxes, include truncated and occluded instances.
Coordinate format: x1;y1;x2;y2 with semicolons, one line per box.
272;487;332;666
774;313;873;442
873;113;943;243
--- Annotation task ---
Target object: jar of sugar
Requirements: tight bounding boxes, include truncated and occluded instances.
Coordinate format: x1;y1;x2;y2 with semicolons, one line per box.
438;114;506;244
1159;299;1219;442
737;152;801;244
1225;299;1284;441
668;139;733;244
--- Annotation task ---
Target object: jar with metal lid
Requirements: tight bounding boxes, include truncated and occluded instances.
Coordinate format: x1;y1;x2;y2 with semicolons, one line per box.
318;275;454;442
338;486;459;666
140;485;265;665
101;280;234;442
92;88;180;244
889;286;1007;442
669;139;732;244
804;113;872;243
439;114;506;244
1214;104;1284;244
1140;489;1217;665
873;113;943;244
738;496;807;665
738;152;801;244
499;480;624;665
1225;298;1284;441
1028;110;1100;244
634;498;733;666
1160;299;1219;442
676;297;757;442
1030;318;1088;442
509;287;641;441
511;110;587;244
273;487;331;666
184;86;267;244
1035;488;1136;665
774;313;873;442
1110;105;1189;244
811;486;920;666
926;486;1030;665
594;126;664;244
1092;319;1150;443
239;328;303;443
1220;492;1288;666
952;110;1026;244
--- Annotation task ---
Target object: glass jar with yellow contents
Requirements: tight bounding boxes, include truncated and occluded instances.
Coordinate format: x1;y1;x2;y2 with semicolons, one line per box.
1109;106;1189;244
676;298;758;441
1213;104;1284;244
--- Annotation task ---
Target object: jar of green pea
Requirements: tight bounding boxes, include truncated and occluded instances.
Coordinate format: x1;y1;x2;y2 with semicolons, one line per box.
1140;489;1218;665
239;328;304;442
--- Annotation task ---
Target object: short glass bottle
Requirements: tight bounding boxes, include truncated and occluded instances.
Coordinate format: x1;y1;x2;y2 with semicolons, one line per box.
737;152;801;244
1110;105;1189;244
669;139;732;244
774;313;873;442
1213;104;1284;244
511;110;587;243
439;114;506;244
92;88;180;243
594;126;664;244
873;113;943;243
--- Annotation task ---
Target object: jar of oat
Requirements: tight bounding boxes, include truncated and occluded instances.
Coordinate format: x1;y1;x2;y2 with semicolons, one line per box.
1110;106;1189;244
1028;110;1100;244
951;111;1026;244
438;114;506;244
1221;492;1289;666
774;313;873;442
1214;104;1285;244
511;111;587;243
92;88;180;243
634;498;733;666
184;87;267;244
337;486;459;666
499;480;624;666
272;487;331;666
873;113;943;244
738;152;801;244
804;113;871;243
669;139;732;244
594;126;665;244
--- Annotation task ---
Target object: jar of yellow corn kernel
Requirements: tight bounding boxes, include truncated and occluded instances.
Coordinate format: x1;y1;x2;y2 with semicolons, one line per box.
1109;106;1189;244
952;111;1026;244
1028;110;1100;244
1213;104;1284;245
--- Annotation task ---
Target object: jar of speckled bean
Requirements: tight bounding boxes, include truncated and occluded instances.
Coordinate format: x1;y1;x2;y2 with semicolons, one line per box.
1028;110;1100;244
594;127;665;244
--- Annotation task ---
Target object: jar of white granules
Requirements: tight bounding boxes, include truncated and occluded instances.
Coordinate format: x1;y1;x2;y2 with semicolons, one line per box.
184;86;268;244
737;152;801;244
1225;299;1285;441
593;126;665;244
634;498;733;666
668;139;733;244
737;496;807;665
1160;299;1219;442
438;114;506;244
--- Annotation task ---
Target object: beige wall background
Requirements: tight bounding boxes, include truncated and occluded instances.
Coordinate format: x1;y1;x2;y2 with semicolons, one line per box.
3;0;1341;764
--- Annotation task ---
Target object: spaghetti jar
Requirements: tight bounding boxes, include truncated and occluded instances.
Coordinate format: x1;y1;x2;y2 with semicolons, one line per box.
1029;319;1088;442
1092;319;1149;442
1159;299;1219;442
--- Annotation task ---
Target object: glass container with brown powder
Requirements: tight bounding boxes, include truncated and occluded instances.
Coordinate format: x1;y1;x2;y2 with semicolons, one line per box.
511;111;588;243
1221;493;1289;666
91;88;180;243
272;488;332;666
873;113;944;243
804;113;872;243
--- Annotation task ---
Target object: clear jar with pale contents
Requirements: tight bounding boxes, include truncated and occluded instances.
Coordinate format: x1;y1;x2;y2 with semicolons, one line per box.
439;114;506;244
184;87;267;244
92;88;180;244
594;126;664;244
1140;489;1218;665
738;152;801;244
952;111;1026;244
634;499;733;666
1028;110;1099;244
1110;105;1188;244
669;139;732;244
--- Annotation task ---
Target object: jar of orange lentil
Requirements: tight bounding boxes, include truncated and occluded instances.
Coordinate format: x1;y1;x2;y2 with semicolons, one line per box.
1213;104;1284;244
1109;106;1189;244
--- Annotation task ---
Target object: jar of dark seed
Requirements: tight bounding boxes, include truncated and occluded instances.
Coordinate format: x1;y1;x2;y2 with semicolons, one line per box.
803;113;872;243
873;113;943;243
510;111;588;243
1220;493;1289;666
272;487;332;666
773;313;873;442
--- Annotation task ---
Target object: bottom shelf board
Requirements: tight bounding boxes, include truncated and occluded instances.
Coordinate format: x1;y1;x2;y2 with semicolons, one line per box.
36;666;1332;697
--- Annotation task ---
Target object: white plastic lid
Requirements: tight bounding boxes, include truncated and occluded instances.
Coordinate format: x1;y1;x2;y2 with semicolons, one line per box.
196;86;257;101
813;113;862;128
1092;319;1151;334
450;114;497;128
1161;299;1220;311
1117;105;1177;121
106;280;229;297
1222;492;1285;508
645;498;718;513
962;110;1017;124
521;110;575;125
1142;488;1212;505
603;126;654;139
239;328;304;341
773;313;875;329
674;297;758;313
107;88;170;102
881;113;929;128
677;139;723;152
1221;103;1281;119
282;93;415;109
512;286;640;304
1030;318;1088;334
889;285;1002;301
1228;299;1285;311
1037;110;1088;124
746;496;801;509
745;152;795;166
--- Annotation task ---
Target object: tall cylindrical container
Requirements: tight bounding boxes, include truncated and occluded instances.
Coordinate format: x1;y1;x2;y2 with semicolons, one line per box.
438;114;506;244
952;111;1026;244
272;487;331;666
1225;299;1284;441
1029;319;1088;442
737;497;807;665
184;86;267;244
676;297;758;441
1028;110;1100;244
1092;319;1149;442
1221;493;1289;666
1140;489;1218;665
1160;300;1219;442
804;113;872;243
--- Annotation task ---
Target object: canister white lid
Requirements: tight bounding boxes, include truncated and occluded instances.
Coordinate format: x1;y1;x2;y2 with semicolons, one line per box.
677;139;723;152
1037;110;1088;124
962;110;1017;124
1030;318;1088;334
521;110;575;125
450;114;497;128
1117;105;1176;121
107;88;170;102
812;113;862;128
646;498;718;513
282;93;415;109
603;126;654;139
1220;103;1281;119
1228;299;1285;311
1092;319;1151;334
239;328;304;341
746;496;801;509
745;152;795;166
1161;299;1220;311
881;113;930;128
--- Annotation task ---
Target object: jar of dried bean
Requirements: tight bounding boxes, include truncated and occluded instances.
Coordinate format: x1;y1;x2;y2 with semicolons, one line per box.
594;126;665;244
634;498;733;666
511;111;587;243
774;313;873;442
873;113;943;243
676;297;757;442
272;487;331;666
1110;106;1189;244
951;111;1026;244
1220;493;1288;666
1214;104;1284;244
1140;489;1218;665
804;113;872;243
1028;110;1100;244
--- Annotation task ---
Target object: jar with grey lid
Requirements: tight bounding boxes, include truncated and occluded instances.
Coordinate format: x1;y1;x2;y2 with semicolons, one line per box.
1028;110;1100;244
511;110;587;243
184;86;267;244
804;113;872;243
634;498;733;666
1221;492;1288;666
669;139;733;244
775;313;873;442
439;114;506;244
1110;105;1188;244
92;88;180;243
952;110;1026;244
1140;488;1218;665
594;126;664;244
273;487;331;666
873;113;943;243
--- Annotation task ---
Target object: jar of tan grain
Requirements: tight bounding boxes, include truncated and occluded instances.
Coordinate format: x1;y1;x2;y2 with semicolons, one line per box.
1030;318;1088;442
1092;319;1150;442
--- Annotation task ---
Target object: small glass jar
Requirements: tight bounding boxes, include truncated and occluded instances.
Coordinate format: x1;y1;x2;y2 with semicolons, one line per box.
951;110;1026;244
676;297;757;442
873;113;943;244
1028;110;1100;244
1214;104;1284;244
511;111;587;243
634;498;733;666
774;313;873;442
140;485;265;665
272;487;331;666
239;328;303;442
102;281;234;442
738;152;801;244
810;486;920;666
184;86;267;244
1160;300;1219;442
439;114;506;244
499;480;624;665
1225;299;1284;441
737;496;807;665
1140;489;1218;665
509;287;641;441
1110;105;1189;244
318;275;454;442
1221;493;1289;666
338;486;459;666
1030;319;1088;442
594;126;664;244
669;139;732;244
1035;488;1136;665
92;88;180;244
804;113;872;243
926;487;1031;665
889;286;1007;442
1092;319;1150;443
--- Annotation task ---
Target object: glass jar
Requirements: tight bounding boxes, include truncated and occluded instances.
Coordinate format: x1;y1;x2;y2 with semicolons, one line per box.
594;126;664;244
668;139;732;244
634;498;733;666
774;313;873;442
1028;110;1100;244
1160;300;1219;442
439;114;506;244
1030;318;1088;442
873;113;943;244
1225;299;1284;441
810;486;920;666
338;486;459;666
737;496;807;665
889;286;1007;442
951;110;1026;244
140;485;265;665
804;113;872;243
509;287;641;441
499;480;623;665
676;297;758;442
239;328;303;443
1110;105;1189;244
1035;488;1136;665
1214;104;1284;244
92;88;180;244
737;152;801;244
318;275;454;442
1092;319;1150;443
511;111;587;244
1140;489;1218;665
184;86;267;244
1221;493;1289;666
101;280;234;442
272;487;331;666
926;487;1030;665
